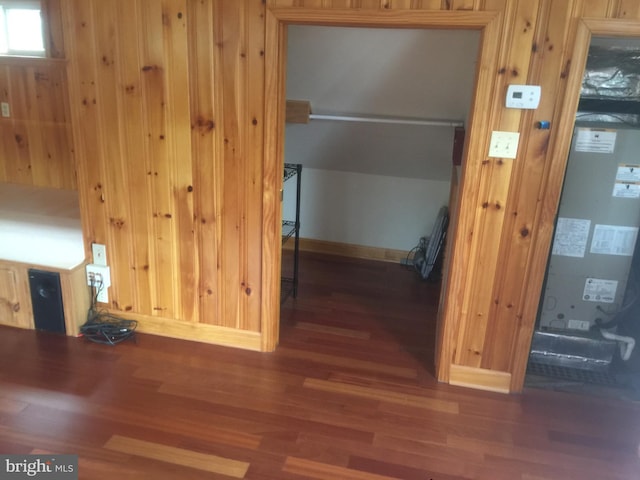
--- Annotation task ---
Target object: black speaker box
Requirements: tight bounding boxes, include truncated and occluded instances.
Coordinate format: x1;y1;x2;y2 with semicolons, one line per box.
28;269;66;334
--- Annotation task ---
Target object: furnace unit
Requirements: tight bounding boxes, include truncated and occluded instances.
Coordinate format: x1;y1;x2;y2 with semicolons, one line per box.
539;122;640;333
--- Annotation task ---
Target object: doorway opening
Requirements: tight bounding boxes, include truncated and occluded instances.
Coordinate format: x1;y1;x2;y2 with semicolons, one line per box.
279;25;479;371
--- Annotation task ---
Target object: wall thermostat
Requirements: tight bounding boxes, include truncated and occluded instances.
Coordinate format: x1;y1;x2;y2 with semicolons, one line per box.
506;84;541;109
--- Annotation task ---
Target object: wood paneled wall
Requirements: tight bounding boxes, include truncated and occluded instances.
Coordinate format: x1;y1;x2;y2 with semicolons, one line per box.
61;0;264;349
57;0;640;391
0;1;74;190
0;59;75;189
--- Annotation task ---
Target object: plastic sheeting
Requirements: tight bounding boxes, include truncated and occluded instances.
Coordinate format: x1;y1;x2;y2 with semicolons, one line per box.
582;45;640;100
577;45;640;124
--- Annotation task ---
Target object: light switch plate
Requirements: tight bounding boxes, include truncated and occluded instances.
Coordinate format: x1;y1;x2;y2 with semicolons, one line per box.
1;102;9;118
489;131;520;159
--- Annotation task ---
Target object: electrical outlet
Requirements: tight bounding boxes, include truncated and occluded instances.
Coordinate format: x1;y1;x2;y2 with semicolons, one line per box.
92;243;107;266
1;102;9;118
488;131;520;159
86;264;111;303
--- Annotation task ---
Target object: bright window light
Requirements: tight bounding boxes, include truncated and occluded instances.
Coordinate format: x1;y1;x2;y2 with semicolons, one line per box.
0;2;45;57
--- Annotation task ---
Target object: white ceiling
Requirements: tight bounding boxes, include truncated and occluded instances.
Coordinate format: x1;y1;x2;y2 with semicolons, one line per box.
285;26;480;181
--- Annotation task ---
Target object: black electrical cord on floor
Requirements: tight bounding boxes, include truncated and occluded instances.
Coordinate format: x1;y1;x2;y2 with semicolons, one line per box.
80;280;137;346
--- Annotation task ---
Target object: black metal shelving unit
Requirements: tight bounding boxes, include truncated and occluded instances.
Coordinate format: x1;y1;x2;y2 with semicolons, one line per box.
282;163;301;303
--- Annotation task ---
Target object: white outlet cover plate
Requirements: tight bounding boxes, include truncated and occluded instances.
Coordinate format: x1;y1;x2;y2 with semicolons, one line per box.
92;243;107;266
1;102;9;118
489;131;520;159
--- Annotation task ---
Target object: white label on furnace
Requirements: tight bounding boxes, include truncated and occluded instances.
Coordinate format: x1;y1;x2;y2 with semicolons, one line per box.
616;164;640;182
574;128;617;153
590;224;638;256
552;217;591;258
567;319;590;331
612;182;640;198
583;278;618;303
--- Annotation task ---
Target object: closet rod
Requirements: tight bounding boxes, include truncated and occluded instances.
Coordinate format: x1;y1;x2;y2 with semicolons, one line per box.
308;113;463;128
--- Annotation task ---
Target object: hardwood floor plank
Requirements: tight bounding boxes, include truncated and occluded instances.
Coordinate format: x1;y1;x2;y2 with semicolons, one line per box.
294;321;371;340
104;435;250;478
283;456;400;480
303;378;459;414
276;348;419;380
373;433;484;463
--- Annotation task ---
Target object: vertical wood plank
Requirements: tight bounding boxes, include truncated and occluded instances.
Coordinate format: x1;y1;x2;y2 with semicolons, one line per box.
616;0;640;19
448;0;478;10
119;0;154;315
8;68;34;185
1;67;19;184
161;0;198;323
142;0;176;317
353;0;383;8
261;8;286;350
35;65;75;189
219;0;245;330
24;67;46;187
421;0;448;9
384;0;414;9
62;0;105;254
242;0;266;332
581;0;617;17
103;0;141;311
189;0;222;326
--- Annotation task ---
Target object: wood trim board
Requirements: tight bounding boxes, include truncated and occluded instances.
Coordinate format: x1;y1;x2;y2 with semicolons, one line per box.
283;237;410;264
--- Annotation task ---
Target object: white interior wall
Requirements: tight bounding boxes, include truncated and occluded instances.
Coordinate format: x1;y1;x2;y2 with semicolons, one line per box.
283;168;451;251
284;26;479;252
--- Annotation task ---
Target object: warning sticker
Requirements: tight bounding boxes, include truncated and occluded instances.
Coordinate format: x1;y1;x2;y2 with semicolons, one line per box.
613;182;640;198
616;164;640;182
575;128;617;153
583;278;618;304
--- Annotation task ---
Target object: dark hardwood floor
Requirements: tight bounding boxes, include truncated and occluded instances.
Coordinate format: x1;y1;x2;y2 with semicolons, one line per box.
1;252;639;479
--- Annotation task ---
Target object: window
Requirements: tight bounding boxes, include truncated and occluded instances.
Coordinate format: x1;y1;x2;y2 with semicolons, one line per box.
0;1;45;57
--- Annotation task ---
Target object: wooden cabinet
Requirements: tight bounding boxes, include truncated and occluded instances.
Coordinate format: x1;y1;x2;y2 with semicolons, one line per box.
0;263;33;330
0;260;89;336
